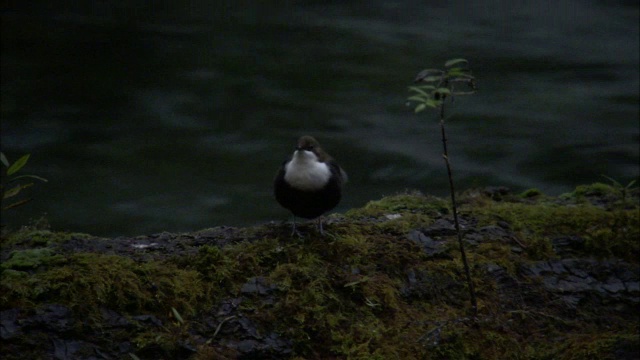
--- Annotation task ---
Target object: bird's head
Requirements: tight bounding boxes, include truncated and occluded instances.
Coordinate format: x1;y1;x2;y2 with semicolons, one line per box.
294;136;329;162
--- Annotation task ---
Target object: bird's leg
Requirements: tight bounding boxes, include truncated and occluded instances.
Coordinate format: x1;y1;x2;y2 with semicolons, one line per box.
290;216;303;237
317;217;325;236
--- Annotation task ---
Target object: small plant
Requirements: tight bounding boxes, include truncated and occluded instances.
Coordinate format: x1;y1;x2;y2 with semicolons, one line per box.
407;58;478;316
600;175;639;206
1;152;47;211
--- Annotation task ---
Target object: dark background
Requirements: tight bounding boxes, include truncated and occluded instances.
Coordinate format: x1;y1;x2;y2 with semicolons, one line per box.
1;1;638;236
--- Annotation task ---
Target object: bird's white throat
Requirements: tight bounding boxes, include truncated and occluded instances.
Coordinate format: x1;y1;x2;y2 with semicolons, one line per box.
284;150;331;191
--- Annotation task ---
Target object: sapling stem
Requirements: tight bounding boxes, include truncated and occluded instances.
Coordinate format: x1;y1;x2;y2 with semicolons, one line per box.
408;58;478;317
438;101;478;317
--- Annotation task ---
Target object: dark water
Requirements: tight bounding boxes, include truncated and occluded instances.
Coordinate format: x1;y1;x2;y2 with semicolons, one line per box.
1;1;638;236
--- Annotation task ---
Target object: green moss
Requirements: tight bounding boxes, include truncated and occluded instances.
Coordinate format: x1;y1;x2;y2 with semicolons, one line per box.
1;248;65;271
469;200;638;262
1;229;91;248
341;192;445;236
1;183;638;359
346;192;449;219
176;244;236;297
582;208;639;261
570;182;618;198
519;188;544;198
474;242;520;273
553;333;639;360
1;252;209;319
213;230;433;358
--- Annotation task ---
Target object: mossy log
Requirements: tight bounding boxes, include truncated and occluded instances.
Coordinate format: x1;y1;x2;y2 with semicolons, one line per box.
1;183;638;359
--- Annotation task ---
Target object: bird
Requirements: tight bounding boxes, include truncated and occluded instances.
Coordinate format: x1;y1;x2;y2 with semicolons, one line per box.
274;135;347;235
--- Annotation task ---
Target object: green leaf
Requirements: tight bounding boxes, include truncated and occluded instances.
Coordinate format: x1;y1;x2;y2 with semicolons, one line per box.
600;175;621;187
407;95;428;102
0;152;9;168
418;75;443;83
3;184;23;199
7;154;30;176
435;87;451;95
447;69;471;77
445;58;468;68
3;183;33;199
447;67;469;73
344;276;370;287
408;86;433;97
427;99;441;108
171;307;184;324
414;103;427;113
409;86;436;97
3;198;32;210
414;69;444;82
448;74;475;82
10;174;48;183
365;297;380;307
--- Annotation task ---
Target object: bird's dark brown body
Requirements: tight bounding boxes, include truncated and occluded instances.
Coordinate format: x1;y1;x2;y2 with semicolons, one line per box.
274;164;343;219
274;136;346;221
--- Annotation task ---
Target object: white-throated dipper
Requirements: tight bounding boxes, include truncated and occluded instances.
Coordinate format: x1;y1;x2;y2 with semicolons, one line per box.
274;135;347;235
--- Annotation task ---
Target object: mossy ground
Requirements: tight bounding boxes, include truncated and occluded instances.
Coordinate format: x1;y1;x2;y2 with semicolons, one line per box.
1;183;638;359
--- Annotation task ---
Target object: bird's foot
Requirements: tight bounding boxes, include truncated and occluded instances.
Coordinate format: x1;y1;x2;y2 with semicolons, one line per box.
317;218;326;236
290;218;305;238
